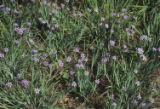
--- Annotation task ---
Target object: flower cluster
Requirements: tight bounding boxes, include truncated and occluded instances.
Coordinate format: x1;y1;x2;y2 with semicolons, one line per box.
14;27;26;35
140;35;152;42
137;48;147;61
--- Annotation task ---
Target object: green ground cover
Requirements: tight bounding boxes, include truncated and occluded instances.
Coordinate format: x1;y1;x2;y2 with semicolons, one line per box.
0;0;160;108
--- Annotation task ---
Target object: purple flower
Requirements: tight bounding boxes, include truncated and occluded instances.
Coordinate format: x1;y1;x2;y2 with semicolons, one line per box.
66;56;72;62
141;103;146;108
126;28;129;32
116;14;120;17
78;59;83;63
17;73;22;79
34;88;40;94
111;29;114;33
112;102;117;107
0;5;4;8
111;12;116;16
117;20;121;23
0;53;4;58
99;23;103;26
123;44;127;49
47;25;51;29
134;69;138;74
73;48;79;53
6;82;12;88
32;54;37;57
51;26;55;30
135;80;140;86
31;49;37;53
140;54;147;61
110;40;115;46
4;48;9;52
8;61;12;66
84;71;89;76
101;57;108;63
123;15;128;19
15;28;26;35
21;80;29;88
95;79;100;84
33;57;39;62
101;17;105;21
90;46;94;50
152;88;157;92
42;53;47;57
130;29;135;34
110;94;114;99
112;56;117;60
106;53;110;57
66;0;70;2
56;6;61;10
131;25;135;28
5;7;11;14
72;6;77;10
148;37;152;42
54;24;59;28
122;86;126;91
94;8;98;12
22;53;27;58
50;50;55;55
131;100;138;105
70;71;75;75
75;63;84;68
52;3;56;7
47;30;52;34
122;8;127;12
38;9;42;13
87;8;91;12
140;35;148;40
149;98;154;103
121;13;125;17
13;9;19;14
105;24;109;29
58;60;64;67
84;58;88;62
26;22;31;26
124;49;129;53
14;40;19;44
71;81;77;87
13;23;18;27
137;94;142;100
78;12;83;17
18;28;25;35
38;18;46;24
80;53;85;59
40;55;45;59
43;61;49;66
127;32;131;36
137;48;144;55
47;2;52;7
